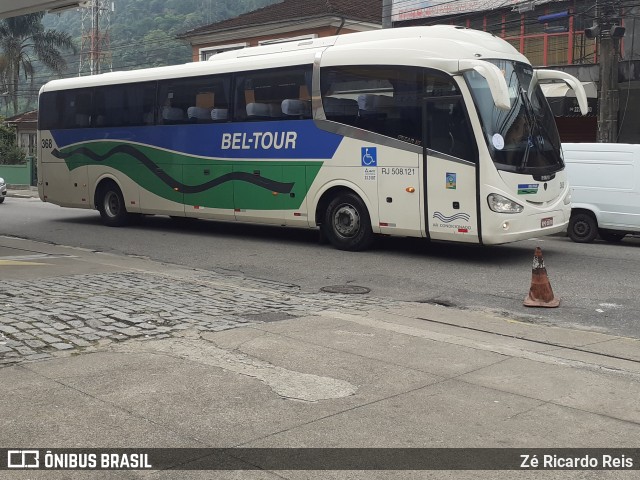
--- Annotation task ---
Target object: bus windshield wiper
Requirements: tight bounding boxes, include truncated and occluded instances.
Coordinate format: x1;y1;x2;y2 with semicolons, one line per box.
518;87;540;171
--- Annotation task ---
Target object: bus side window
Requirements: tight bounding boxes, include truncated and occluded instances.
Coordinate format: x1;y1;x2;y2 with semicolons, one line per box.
425;99;476;162
424;73;477;163
67;89;92;129
38;92;58;130
234;65;312;122
319;65;423;144
158;75;230;125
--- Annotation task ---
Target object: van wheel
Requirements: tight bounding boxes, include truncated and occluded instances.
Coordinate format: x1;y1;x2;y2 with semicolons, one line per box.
323;192;374;251
568;212;597;243
97;182;130;227
599;230;625;242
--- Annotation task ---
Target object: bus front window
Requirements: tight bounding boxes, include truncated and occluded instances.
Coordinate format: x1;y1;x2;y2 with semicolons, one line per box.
464;60;563;175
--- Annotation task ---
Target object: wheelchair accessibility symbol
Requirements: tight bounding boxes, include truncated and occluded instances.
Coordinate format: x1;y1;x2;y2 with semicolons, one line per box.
361;147;377;167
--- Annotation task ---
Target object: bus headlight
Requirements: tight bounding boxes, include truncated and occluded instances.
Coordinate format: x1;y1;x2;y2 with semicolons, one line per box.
487;193;524;213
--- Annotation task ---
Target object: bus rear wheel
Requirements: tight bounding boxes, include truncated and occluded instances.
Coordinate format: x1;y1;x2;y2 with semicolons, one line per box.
323;192;374;251
97;182;130;227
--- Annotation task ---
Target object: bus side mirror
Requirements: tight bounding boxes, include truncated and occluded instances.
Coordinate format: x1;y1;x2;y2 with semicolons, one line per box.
535;69;588;116
459;59;511;111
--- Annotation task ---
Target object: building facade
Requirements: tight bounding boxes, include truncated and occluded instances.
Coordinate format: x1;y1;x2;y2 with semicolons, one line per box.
4;110;37;157
177;0;382;62
392;0;640;143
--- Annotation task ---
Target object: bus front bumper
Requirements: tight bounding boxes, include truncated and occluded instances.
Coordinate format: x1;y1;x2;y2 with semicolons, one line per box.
481;207;569;245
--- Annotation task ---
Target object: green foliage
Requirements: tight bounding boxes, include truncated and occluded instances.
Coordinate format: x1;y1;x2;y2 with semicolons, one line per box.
3;0;279;114
0;12;76;114
43;0;279;70
0;122;26;165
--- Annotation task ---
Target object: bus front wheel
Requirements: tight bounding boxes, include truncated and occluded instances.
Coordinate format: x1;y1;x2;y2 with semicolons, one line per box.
323;192;374;251
97;182;130;227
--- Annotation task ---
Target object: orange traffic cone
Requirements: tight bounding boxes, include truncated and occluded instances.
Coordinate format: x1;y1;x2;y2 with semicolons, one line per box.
523;247;560;308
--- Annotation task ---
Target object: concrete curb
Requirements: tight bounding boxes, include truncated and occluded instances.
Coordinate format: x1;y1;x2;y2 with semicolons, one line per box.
5;186;39;198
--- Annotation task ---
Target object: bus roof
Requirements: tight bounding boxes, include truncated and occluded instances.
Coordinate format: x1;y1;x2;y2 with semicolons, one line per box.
41;25;528;93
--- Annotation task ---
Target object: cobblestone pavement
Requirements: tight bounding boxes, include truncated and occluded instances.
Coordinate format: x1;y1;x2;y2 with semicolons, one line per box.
0;269;399;367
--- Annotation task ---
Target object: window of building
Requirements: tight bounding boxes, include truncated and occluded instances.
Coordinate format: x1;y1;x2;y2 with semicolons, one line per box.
524;37;545;66
199;42;248;61
20;132;37;156
258;34;317;46
450;1;593;67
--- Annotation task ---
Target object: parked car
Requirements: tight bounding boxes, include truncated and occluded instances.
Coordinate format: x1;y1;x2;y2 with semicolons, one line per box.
0;177;6;203
563;143;640;243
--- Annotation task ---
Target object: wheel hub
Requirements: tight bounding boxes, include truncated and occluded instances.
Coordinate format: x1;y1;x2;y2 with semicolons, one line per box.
104;192;121;218
334;205;360;238
575;221;589;236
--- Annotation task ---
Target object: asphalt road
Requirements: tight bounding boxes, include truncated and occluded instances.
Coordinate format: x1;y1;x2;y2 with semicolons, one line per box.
2;196;640;339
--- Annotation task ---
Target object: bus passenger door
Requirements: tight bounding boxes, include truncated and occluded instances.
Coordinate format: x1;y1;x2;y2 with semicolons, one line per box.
423;97;479;243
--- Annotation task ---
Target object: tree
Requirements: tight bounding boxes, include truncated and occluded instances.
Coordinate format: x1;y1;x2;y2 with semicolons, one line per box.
0;121;25;165
0;13;76;114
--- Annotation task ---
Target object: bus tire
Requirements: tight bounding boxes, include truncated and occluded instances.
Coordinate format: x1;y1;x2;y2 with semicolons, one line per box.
568;211;597;243
97;182;130;227
323;192;374;251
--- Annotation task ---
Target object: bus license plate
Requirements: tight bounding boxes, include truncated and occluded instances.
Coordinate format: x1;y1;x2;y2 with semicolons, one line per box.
541;217;553;228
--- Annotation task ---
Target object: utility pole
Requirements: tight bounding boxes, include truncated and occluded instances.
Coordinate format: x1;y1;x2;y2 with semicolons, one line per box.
79;0;114;76
382;0;392;29
586;0;625;142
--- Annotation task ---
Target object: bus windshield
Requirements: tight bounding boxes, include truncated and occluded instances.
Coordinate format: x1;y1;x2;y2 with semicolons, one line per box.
464;60;563;175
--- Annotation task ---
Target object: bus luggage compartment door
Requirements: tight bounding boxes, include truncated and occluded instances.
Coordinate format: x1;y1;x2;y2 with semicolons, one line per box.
232;164;308;225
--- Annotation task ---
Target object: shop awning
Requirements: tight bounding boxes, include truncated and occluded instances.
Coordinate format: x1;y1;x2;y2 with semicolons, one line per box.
541;81;598;117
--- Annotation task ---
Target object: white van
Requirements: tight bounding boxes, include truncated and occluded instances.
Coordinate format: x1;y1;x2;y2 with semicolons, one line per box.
562;143;640;243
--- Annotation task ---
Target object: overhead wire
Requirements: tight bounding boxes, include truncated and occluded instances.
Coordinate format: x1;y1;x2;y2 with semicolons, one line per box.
8;0;600;82
0;0;633;102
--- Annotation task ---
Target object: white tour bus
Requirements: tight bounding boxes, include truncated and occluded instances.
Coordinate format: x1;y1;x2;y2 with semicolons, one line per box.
37;26;587;251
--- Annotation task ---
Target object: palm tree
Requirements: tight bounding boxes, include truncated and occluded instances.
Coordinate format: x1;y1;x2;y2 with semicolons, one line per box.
0;12;76;114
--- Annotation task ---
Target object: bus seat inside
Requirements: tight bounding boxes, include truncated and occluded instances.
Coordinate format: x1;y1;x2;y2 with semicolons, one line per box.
187;106;212;121
162;106;184;122
246;102;271;118
210;108;228;121
281;99;311;117
75;114;91;127
322;97;358;121
246;102;284;119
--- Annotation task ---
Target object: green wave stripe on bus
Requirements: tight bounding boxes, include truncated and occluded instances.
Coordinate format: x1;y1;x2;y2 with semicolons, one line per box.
57;141;324;210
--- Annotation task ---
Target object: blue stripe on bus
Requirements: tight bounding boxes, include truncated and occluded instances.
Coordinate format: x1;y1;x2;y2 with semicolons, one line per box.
50;120;343;160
